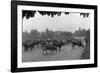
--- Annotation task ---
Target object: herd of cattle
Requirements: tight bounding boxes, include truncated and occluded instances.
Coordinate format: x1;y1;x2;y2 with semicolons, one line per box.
22;38;87;55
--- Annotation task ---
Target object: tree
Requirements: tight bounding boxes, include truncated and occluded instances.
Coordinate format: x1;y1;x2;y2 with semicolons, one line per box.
22;10;36;19
41;32;46;40
22;30;30;40
30;29;40;39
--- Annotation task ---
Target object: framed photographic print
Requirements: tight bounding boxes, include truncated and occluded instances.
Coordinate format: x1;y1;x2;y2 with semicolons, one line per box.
11;0;97;72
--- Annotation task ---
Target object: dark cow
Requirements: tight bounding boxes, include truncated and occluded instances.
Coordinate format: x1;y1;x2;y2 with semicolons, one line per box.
22;40;34;51
66;38;87;49
23;39;41;51
42;44;57;55
72;40;84;49
52;40;65;51
40;39;57;55
39;39;66;55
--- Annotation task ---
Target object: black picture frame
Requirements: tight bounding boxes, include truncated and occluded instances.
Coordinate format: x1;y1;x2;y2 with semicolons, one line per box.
11;0;97;72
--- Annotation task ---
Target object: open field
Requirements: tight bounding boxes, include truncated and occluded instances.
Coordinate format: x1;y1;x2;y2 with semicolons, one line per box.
22;43;89;62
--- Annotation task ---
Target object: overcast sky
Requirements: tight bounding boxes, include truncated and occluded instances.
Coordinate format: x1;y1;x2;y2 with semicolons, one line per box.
23;11;91;33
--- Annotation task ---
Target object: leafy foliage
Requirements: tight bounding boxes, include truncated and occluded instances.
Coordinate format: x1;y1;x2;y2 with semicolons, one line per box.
22;10;36;19
22;10;89;19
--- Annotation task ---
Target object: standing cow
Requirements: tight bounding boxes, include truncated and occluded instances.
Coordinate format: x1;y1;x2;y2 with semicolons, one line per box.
66;38;87;49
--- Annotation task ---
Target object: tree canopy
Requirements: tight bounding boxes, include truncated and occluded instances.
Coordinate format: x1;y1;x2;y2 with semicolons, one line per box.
22;10;90;19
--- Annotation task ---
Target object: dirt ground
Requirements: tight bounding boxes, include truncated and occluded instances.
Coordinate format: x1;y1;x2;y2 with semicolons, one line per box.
22;44;86;62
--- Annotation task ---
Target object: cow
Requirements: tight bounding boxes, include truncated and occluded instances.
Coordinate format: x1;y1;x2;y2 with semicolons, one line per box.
72;40;84;49
23;39;41;51
52;40;65;51
22;40;34;51
40;39;57;55
42;44;57;55
66;38;87;49
40;39;66;55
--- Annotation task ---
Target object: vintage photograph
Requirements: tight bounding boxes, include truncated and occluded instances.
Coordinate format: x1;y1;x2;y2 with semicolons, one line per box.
11;1;97;72
22;10;90;62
